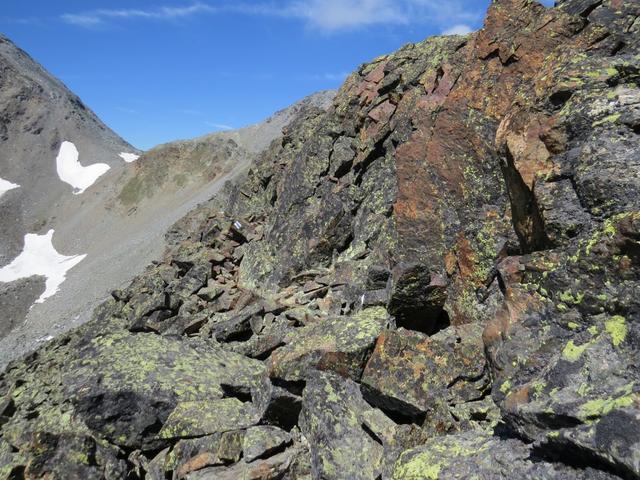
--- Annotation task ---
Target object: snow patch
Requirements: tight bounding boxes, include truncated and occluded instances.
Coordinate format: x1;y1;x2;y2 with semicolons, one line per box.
56;141;110;194
119;152;140;163
0;229;87;304
0;177;20;198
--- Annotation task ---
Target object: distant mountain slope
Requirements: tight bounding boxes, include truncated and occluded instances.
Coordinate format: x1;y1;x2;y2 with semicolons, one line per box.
0;32;335;365
0;33;138;347
116;91;335;208
0;33;136;258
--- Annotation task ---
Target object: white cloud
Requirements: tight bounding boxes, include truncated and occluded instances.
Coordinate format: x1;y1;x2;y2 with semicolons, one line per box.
442;24;473;35
0;177;20;198
0;230;86;304
61;3;219;27
60;0;483;33
287;0;407;30
56;141;110;195
60;14;103;28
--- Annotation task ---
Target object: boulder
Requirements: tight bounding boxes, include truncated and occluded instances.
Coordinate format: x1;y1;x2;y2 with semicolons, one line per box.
243;426;292;463
361;324;487;424
299;372;397;480
266;307;389;382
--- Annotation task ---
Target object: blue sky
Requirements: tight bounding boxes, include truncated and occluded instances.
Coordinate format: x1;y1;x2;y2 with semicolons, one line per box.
1;0;554;150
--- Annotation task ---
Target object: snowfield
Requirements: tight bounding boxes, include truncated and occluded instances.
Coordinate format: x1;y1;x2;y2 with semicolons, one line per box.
0;229;87;304
0;177;20;198
56;141;110;194
119;152;140;163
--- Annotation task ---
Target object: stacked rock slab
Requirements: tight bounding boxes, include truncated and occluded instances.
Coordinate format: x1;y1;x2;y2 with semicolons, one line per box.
1;0;640;478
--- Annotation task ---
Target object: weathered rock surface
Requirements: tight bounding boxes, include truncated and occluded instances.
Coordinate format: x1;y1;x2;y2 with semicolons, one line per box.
361;324;487;426
2;0;640;478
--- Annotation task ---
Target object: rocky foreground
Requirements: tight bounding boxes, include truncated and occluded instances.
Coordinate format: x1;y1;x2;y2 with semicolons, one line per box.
2;0;640;478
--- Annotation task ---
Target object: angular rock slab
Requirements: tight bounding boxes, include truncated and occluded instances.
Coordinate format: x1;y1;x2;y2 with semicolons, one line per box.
392;430;619;480
361;324;487;420
299;371;398;480
267;306;389;381
498;317;640;478
61;331;270;448
162;431;244;478
185;448;299;480
243;426;292;463
486;215;640;478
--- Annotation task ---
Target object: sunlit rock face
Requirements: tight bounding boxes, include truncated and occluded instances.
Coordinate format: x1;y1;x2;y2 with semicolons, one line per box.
1;1;639;479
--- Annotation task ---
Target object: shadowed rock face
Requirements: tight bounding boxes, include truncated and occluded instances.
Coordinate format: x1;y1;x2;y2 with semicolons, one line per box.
1;0;640;478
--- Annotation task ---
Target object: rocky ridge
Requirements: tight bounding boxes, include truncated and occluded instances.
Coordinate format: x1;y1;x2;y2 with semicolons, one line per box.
1;0;640;479
0;28;334;365
116;91;335;209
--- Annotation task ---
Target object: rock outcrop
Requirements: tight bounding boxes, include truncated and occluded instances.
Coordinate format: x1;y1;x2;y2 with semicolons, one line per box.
0;29;334;366
2;0;640;478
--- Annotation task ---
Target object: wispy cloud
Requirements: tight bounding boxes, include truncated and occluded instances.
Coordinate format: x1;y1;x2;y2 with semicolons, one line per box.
61;3;218;27
204;121;234;130
442;24;473;35
59;0;483;33
287;0;408;30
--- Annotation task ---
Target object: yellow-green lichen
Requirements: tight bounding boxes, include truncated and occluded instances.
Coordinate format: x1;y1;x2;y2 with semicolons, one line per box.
558;291;584;305
500;380;512;394
577;383;591;396
532;380;546;395
605;315;627;347
393;451;443;480
578;393;635;420
562;340;589;362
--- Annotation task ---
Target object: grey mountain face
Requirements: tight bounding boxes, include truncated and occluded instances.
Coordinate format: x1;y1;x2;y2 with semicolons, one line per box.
0;32;336;366
0;33;136;265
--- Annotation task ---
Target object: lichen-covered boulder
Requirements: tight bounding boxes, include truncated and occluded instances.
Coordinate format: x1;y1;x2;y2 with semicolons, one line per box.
361;324;487;425
243;426;292;463
486;213;640;477
1;328;271;452
392;429;619;480
299;372;397;480
0;432;127;480
266;307;389;381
